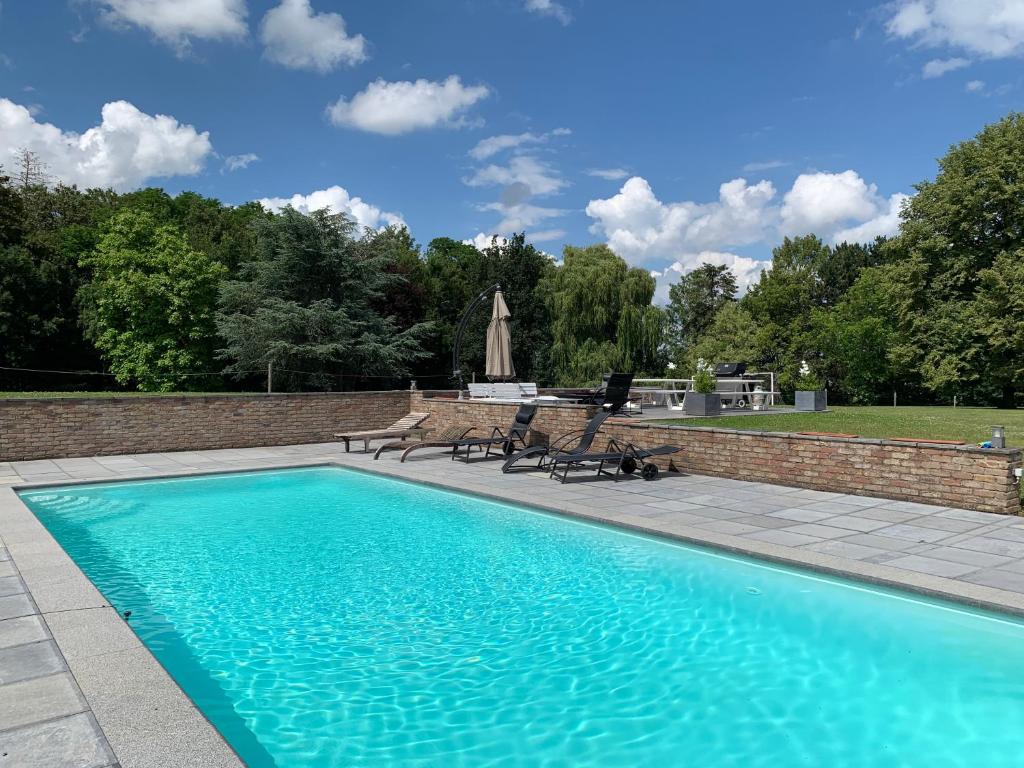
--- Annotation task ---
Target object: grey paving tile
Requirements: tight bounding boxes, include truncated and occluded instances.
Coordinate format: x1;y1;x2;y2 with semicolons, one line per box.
905;515;990;534
0;673;86;730
781;523;853;540
923;546;1013;569
0;594;35;621
882;555;981;579
0;712;116;768
645;500;709;514
795;501;875;516
693;519;763;536
0;575;26;597
834;533;921;553
962;568;1024;594
820;516;892;533
852;506;926;523
743;529;823;547
953;537;1024;559
937;508;1005;523
871;524;954;544
0;639;66;684
673;505;746;520
10;460;61;474
766;507;837;523
738;515;796;529
804;539;892;560
0;615;48;650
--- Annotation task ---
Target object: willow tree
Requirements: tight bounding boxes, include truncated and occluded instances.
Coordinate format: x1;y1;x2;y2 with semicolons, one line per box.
547;244;662;385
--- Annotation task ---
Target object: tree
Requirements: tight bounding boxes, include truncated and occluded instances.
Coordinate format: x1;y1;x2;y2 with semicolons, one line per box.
423;237;486;382
217;208;429;391
665;263;737;363
546;244;662;385
686;302;761;373
80;210;227;391
973;251;1024;404
13;148;50;189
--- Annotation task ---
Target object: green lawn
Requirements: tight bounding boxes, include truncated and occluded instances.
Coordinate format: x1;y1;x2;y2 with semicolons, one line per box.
654;406;1024;447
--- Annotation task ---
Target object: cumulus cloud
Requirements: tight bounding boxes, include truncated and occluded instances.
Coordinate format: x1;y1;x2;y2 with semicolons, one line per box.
258;185;404;231
586;167;630;180
651;252;768;304
832;193;911;244
886;0;1024;59
0;97;212;190
585;176;777;266
222;152;259;172
468;127;570;161
94;0;247;51
921;56;970;77
464;232;509;251
966;79;987;91
464;155;567;197
586;171;906;267
524;0;571;25
260;0;366;72
327;76;489;135
528;228;566;242
780;170;880;235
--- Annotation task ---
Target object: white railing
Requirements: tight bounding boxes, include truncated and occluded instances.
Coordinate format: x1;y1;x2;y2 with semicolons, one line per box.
632;373;777;410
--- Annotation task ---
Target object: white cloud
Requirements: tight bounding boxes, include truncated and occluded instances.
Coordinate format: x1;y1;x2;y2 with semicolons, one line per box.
524;0;571;25
526;228;565;242
258;185;404;231
478;201;566;232
464;232;508;251
586;167;630;180
780;170;880;235
886;0;1024;58
327;76;489;135
585;176;777;265
921;56;970;77
832;193;911;244
464;154;567;197
468;127;570;161
0;97;212;190
260;0;366;72
651;252;768;304
966;79;987;91
741;160;788;172
586;171;906;267
222;152;259;172
94;0;247;51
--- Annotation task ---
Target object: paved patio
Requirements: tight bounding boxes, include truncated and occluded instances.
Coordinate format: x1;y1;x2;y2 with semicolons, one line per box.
2;441;1024;767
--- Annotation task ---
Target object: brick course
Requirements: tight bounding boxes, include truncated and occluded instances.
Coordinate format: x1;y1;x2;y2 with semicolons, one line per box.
0;392;412;460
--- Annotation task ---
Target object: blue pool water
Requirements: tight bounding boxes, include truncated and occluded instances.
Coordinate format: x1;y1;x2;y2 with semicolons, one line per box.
19;467;1024;767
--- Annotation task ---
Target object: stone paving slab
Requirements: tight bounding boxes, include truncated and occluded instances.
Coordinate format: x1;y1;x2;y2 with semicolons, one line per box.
1;439;1024;766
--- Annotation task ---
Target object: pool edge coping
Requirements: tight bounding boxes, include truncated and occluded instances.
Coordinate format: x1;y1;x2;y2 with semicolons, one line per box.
4;456;1024;767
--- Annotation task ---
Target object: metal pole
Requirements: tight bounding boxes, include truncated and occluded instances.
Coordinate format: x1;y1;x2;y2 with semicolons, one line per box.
267;361;273;394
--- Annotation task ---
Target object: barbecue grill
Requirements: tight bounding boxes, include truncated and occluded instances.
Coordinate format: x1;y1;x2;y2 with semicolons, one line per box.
714;362;747;377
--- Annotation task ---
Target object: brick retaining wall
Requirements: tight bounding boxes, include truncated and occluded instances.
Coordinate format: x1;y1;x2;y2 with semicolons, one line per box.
0;392;412;461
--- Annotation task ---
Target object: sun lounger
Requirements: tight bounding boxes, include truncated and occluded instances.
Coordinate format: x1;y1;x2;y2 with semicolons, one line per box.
547;438;681;483
373;425;477;461
501;411;612;473
334;412;430;453
450;403;538;463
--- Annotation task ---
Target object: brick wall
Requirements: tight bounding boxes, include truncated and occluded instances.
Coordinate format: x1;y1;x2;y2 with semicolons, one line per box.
599;420;1022;515
411;392;599;447
0;392;412;461
415;397;1022;515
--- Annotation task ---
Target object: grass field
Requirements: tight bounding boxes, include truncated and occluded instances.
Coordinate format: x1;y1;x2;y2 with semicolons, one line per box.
655;406;1024;447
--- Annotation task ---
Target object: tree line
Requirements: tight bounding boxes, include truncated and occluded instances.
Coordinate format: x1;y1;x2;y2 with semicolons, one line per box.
1;112;1022;405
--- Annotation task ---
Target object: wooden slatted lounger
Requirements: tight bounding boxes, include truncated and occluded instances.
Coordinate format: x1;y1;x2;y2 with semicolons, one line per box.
334;412;430;453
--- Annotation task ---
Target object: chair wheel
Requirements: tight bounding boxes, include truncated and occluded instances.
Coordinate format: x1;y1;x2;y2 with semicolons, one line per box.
641;463;658;480
620;457;638;474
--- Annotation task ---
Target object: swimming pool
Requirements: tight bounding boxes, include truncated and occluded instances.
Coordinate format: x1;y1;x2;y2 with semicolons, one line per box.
18;466;1024;767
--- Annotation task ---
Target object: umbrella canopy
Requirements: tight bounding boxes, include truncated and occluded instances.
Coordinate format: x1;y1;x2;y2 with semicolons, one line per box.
485;290;515;381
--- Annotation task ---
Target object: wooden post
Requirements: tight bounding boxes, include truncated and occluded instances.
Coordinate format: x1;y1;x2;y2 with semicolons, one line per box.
267;361;273;394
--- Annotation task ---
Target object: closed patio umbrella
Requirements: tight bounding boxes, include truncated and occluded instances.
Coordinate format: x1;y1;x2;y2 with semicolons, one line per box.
485;290;515;381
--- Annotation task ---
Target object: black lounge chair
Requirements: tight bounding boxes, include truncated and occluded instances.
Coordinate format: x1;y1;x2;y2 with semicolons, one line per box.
501;411;612;473
450;403;538;463
373;424;477;461
566;372;636;414
547;437;681;483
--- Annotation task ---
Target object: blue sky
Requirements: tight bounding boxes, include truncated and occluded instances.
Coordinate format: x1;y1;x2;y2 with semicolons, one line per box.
1;1;1022;297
